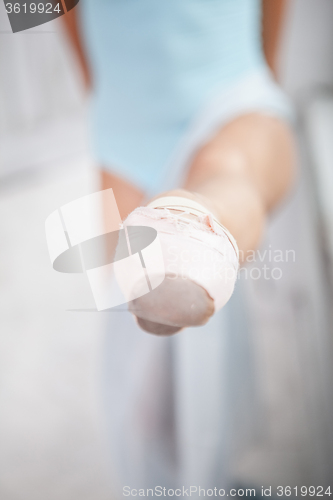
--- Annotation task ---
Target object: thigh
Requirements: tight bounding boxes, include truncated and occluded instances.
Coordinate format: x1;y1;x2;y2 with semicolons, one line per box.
184;112;295;212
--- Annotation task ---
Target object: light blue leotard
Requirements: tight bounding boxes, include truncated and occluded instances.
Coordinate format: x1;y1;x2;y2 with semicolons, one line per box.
80;0;267;193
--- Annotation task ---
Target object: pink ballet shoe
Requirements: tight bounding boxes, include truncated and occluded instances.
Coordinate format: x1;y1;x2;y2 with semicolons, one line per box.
124;196;239;335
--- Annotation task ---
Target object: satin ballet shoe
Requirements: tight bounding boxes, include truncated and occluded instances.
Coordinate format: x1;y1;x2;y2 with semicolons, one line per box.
124;195;239;335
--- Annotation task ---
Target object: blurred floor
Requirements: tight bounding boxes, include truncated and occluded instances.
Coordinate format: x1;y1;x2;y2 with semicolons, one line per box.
0;163;115;500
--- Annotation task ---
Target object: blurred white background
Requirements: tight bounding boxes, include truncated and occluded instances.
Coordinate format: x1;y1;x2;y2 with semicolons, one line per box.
1;0;333;498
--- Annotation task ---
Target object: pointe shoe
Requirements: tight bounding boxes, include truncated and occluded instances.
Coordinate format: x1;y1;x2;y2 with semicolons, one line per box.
124;195;239;335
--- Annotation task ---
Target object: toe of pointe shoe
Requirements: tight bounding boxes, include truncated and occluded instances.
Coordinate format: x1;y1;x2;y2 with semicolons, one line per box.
135;317;183;336
129;275;215;334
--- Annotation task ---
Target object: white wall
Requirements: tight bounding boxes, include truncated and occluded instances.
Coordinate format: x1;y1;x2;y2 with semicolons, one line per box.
279;0;333;97
0;2;89;176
